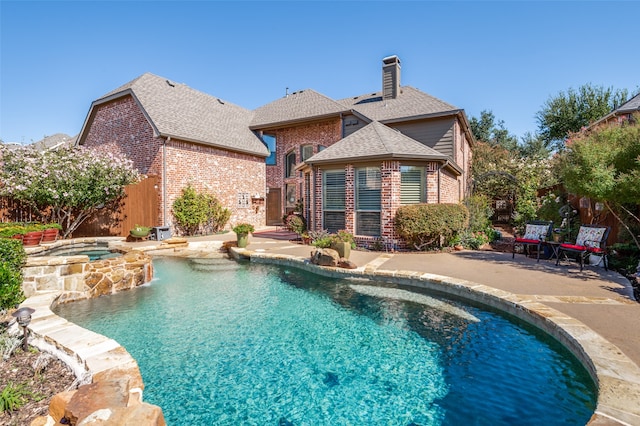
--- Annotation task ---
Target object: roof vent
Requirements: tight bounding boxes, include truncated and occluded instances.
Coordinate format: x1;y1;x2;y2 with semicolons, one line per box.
166;80;175;87
217;98;225;105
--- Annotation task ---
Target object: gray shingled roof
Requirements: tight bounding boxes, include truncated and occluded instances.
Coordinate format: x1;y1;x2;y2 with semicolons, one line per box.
338;86;459;122
30;133;77;151
85;73;269;157
250;89;349;128
305;121;448;165
617;92;640;113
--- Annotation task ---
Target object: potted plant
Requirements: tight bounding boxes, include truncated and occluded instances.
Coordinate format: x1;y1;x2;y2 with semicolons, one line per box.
41;223;62;242
130;225;152;239
232;223;255;248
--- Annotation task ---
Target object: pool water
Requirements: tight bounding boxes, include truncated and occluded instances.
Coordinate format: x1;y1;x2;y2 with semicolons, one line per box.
40;244;121;261
54;257;596;425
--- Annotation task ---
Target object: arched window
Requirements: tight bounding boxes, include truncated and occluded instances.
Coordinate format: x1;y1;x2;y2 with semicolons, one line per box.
285;151;296;178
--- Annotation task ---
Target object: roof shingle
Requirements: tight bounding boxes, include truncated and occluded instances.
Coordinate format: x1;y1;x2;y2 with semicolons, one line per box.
94;73;269;157
305;121;447;164
338;86;459;122
250;89;349;128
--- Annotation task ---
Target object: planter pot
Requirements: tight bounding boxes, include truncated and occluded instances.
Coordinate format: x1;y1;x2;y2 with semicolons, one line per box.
11;234;23;241
22;231;42;246
331;241;351;259
236;233;249;248
130;230;151;239
41;228;59;242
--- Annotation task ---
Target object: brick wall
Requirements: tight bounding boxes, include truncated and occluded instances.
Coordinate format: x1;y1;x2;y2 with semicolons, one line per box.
265;118;342;216
311;160;455;245
82;95;266;231
164;139;265;228
440;168;460;203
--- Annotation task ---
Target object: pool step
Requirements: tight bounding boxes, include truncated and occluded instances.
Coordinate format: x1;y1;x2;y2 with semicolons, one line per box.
189;257;240;272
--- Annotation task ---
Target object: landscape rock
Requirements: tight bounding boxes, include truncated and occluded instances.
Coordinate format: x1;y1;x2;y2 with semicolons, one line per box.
49;390;76;422
338;259;358;269
64;380;129;425
310;248;340;267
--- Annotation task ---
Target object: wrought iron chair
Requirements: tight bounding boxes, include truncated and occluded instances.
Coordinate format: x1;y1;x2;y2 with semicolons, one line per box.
555;224;610;271
512;221;553;262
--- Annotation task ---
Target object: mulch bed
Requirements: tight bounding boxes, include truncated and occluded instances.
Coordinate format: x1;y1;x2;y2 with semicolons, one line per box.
1;313;77;426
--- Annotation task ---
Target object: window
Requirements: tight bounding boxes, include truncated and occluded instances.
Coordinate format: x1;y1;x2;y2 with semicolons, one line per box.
356;167;381;236
301;145;313;161
285;184;296;214
323;169;345;233
318;145;326;152
262;133;276;165
400;166;425;204
285;151;296;178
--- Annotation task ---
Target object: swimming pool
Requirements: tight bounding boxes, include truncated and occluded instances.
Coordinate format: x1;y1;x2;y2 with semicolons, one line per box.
54;257;596;425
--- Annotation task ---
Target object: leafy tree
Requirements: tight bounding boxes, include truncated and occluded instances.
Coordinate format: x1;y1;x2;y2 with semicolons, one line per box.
469;110;519;151
0;146;140;238
472;140;555;228
560;116;640;250
536;84;628;151
518;132;550;159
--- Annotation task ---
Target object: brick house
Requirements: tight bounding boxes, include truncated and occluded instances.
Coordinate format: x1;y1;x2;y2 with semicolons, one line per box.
77;56;474;243
251;56;474;246
77;73;269;230
589;92;640;128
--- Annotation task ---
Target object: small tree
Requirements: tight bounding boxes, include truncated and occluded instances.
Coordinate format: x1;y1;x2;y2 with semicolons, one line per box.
560;117;640;250
0;146;140;238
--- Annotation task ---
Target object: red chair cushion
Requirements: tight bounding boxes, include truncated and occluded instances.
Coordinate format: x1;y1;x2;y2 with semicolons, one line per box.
559;243;587;251
515;238;540;244
587;247;605;254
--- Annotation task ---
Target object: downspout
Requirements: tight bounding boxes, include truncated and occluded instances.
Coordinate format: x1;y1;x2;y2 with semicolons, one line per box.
163;137;170;225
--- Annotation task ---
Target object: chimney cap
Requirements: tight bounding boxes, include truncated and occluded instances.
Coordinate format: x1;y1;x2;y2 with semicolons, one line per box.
382;55;400;65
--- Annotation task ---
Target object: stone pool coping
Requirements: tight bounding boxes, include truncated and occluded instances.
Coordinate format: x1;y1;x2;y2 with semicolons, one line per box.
16;239;640;425
230;247;640;426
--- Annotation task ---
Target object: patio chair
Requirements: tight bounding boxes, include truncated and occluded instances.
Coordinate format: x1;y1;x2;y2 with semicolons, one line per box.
512;221;553;262
555;224;610;271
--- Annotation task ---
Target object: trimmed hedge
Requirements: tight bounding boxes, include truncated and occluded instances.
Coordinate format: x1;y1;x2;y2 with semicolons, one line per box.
394;203;469;250
0;238;26;309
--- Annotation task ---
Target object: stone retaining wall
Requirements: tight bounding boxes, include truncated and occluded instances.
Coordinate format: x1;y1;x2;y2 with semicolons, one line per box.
22;240;153;302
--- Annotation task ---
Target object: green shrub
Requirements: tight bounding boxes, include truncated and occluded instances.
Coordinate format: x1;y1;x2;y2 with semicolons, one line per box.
394;203;469;250
0;238;26;271
0;237;27;310
285;214;306;236
172;185;231;236
232;223;255;235
204;194;231;234
332;230;356;249
464;194;494;233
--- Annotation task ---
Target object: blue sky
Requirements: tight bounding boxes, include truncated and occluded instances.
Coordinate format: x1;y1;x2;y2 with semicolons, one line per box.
1;1;638;145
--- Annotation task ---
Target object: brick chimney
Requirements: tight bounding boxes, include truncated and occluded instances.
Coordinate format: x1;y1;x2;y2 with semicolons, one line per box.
382;55;401;100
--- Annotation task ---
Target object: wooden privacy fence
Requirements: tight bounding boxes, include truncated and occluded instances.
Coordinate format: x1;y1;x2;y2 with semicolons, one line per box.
73;176;160;237
0;176;160;238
